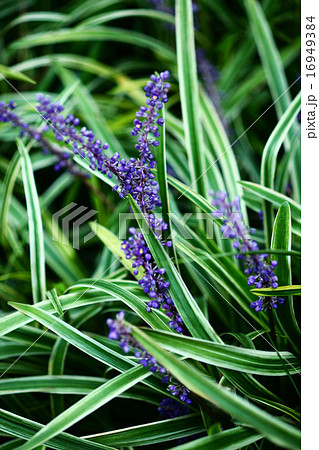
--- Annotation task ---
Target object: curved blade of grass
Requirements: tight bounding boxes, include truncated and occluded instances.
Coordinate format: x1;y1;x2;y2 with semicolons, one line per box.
63;0;123;25
48;305;102;417
0;151;21;246
12;53;116;79
57;65;126;158
0;292;113;336
17;139;46;302
175;239;263;327
128;198;291;407
261;91;301;245
69;279;170;331
169;427;262;450
15;366;149;450
0;342;49;359
0;408;114;450
0;376;107;395
78;9;175;28
239;181;300;236
4;12;67;32
175;0;206;197
261;92;301;189
131;325;301;449
251;285;301;297
90;222;142;277
243;0;291;118
223;44;299;120
129;195;218;341
199;89;247;222
277;130;300;194
0;64;35;84
49;337;69;417
142;329;300;376
8;302;139;373
7;301;170;396
9;27;174;61
46;289;63;316
166;173;223;228
271;202;300;353
243;0;300;201
84;414;203;447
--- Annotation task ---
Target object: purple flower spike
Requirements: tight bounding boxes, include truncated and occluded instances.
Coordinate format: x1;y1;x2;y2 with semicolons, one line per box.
121;227;183;329
210;191;284;312
107;312;191;405
1;71;179;330
0;100;87;178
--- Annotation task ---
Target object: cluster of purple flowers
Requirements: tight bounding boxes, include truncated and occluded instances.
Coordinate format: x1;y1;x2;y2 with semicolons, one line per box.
35;94;158;208
0;100;86;177
107;311;191;404
118;71;187;333
127;70;170;212
121;227;183;333
211;191;285;312
1;71;181;330
133;71;170;164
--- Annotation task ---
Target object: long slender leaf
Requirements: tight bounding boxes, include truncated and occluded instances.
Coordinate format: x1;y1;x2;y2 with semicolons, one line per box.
239;181;301;236
200;89;247;221
129;195;218;341
169;427;262;450
175;0;206;197
16;366;149;450
0;64;35;84
130;325;301;449
7;301;169;397
141;329;300;376
261;92;301;190
0;376;107;395
244;0;291;117
90;223;139;275
0;409;114;450
46;289;63;316
175;239;263;327
84;414;203;447
261;92;301;245
0;151;21;245
78;9;175;28
17;139;46;302
10;27;175;61
69;279;170;331
0;292;112;336
271;202;300;353
251;285;301;297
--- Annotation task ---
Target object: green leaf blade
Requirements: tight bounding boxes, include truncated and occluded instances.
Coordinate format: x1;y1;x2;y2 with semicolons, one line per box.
175;0;206;197
17;139;46;303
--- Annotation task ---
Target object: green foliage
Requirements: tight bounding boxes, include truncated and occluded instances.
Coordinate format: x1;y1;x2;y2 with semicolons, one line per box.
0;0;300;449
